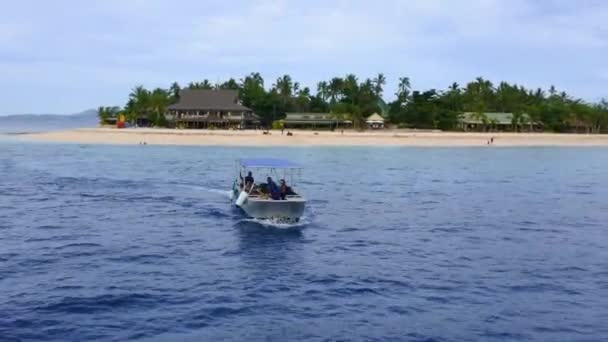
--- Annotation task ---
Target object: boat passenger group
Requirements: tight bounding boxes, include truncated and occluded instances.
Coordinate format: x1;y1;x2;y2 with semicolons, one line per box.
239;171;296;200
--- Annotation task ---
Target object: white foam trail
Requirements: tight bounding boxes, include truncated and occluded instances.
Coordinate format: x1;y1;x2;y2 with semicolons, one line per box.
239;216;310;229
177;184;232;199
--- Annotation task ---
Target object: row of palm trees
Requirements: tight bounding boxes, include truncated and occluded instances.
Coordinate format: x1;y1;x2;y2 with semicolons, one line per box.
98;73;607;133
99;86;174;126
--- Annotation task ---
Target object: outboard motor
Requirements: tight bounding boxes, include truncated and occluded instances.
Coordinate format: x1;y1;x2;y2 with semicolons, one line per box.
235;191;248;207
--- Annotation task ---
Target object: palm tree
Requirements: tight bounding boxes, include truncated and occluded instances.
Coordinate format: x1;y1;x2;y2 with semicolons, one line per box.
240;73;266;108
129;86;150;109
97;106;120;125
317;81;329;102
188;80;213;90
169;82;181;101
443;82;462;112
396;77;411;104
275;74;293;99
149;88;170;126
97;106;108;124
218;78;239;90
129;85;150;125
478;77;495;103
448;82;459;92
298;87;311;98
249;72;264;88
343;74;359;105
464;77;493;114
535;88;546;100
373;73;386;97
328;77;344;103
295;87;311;112
361;79;374;94
495;81;512;113
293;82;300;95
549;85;557;96
201;79;213;89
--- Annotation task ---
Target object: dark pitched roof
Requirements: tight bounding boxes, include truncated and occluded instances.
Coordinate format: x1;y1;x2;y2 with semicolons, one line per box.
168;89;252;111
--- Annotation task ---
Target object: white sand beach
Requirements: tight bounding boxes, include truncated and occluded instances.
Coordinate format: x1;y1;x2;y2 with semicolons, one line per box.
21;128;608;147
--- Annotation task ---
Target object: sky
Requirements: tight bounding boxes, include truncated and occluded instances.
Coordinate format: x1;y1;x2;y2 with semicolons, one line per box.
0;0;607;114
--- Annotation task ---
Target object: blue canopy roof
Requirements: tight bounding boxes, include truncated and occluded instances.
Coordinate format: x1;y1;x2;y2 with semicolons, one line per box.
240;158;301;169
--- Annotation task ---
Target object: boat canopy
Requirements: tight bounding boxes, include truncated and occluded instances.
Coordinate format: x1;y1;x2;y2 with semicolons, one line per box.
239;158;301;169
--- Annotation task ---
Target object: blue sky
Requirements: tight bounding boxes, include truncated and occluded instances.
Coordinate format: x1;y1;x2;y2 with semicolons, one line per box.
1;0;606;114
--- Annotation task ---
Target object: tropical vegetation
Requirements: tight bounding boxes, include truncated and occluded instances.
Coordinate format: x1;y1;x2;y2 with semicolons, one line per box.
99;73;608;133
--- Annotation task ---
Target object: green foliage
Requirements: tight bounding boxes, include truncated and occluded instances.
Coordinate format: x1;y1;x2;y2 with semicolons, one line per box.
188;80;213;90
169;82;181;103
97;106;120;125
387;77;605;132
272;120;284;130
331;103;365;130
99;73;607;132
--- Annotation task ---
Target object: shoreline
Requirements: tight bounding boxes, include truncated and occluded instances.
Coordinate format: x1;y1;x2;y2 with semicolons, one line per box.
18;128;608;147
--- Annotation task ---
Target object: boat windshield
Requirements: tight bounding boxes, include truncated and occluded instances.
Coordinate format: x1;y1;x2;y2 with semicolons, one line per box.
236;158;303;197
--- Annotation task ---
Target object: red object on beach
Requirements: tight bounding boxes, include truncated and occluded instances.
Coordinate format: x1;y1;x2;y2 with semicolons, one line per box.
117;121;125;128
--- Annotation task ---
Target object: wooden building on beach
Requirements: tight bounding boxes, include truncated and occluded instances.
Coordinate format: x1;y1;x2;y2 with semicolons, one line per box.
459;112;543;132
167;89;260;129
366;113;385;129
283;113;352;130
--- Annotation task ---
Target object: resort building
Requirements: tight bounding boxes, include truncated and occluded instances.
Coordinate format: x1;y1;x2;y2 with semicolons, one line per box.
459;112;543;132
366;113;385;129
283;113;352;130
167;89;260;129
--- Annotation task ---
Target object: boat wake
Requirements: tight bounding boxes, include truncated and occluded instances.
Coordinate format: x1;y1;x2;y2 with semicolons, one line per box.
237;217;310;229
177;184;233;199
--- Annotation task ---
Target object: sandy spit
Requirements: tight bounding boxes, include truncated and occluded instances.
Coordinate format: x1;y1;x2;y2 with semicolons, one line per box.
21;128;608;147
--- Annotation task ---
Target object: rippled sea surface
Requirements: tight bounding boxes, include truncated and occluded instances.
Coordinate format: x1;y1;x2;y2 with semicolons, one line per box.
1;141;608;341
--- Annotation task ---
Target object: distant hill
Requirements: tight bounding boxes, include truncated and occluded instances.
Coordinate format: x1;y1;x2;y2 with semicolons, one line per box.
0;109;99;133
0;109;97;120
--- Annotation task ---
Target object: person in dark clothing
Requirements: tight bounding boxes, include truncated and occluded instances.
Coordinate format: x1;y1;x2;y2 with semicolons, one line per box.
267;177;280;200
240;171;254;191
279;179;295;200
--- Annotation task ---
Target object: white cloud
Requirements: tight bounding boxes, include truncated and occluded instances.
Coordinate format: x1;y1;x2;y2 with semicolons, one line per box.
0;0;607;113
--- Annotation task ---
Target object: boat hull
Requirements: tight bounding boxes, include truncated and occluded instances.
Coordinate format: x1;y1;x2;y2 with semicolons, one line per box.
237;197;306;222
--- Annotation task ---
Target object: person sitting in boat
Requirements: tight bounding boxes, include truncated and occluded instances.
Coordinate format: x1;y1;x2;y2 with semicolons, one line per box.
240;171;254;191
279;179;295;200
267;177;280;200
255;182;268;195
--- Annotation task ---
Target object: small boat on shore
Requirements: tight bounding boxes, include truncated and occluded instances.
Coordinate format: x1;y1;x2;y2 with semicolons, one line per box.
232;158;306;222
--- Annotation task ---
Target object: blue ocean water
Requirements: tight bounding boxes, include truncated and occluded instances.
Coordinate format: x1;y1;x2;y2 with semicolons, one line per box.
1;140;608;341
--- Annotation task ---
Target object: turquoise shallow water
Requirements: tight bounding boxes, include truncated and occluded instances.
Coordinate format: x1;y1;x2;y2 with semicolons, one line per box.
1;141;608;341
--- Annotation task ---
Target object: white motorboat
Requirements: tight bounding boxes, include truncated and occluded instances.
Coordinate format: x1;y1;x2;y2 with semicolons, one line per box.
232;158;306;222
